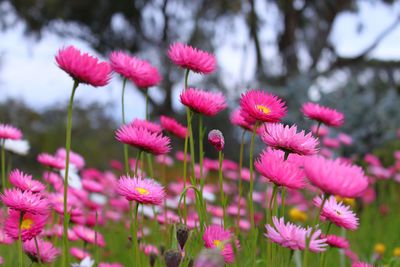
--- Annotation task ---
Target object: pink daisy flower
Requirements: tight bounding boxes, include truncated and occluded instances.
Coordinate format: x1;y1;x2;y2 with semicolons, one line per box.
73;225;106;247
240;89;287;124
0;124;23;140
352;262;373;267
0;228;13;244
265;217;327;252
208;130;224;151
255;149;306;189
55;45;111;87
160;115;187;139
9;169;45;193
301;102;344;127
1;189;49;214
230;109;254;131
99;263;124;267
82;179;104;193
55;148;85;169
322;234;349;249
130;119;162;134
168;42;216;74
37;153;65;170
116;175;165;205
23;238;60;263
70;247;91;260
4;210;47;241
314;196;359;230
115;124;171;155
304;156;368;198
203;225;240;263
180;88;227;116
261;123;319;156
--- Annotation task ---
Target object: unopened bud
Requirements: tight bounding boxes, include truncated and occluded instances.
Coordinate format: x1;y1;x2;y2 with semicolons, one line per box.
208;130;224;151
176;224;190;250
164;249;182;267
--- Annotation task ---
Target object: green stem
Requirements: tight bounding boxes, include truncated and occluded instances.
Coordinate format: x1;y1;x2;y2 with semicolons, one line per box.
316;121;322;137
145;88;149;120
18;212;24;267
181;69;190;225
134;151;142;177
236;130;246;235
121;78;130;175
218;151;227;228
1;139;5;192
34;237;42;266
146;153;154;178
280;187;286;217
130;202;141;267
95;211;99;267
62;79;79;267
319;223;332;267
198;115;204;188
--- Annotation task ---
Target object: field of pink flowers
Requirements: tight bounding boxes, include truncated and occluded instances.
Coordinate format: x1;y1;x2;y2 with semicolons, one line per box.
0;43;399;267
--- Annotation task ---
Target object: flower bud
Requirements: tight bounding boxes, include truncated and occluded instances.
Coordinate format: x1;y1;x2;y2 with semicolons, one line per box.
208;130;224;151
164;249;182;267
176;224;190;250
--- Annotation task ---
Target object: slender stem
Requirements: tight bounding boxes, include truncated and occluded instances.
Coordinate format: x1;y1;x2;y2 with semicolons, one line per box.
267;185;278;267
236;130;246;235
34;237;42;266
95;211;99;267
134;151;142;177
161;155;168;233
62;79;79;267
1;139;5;192
181;69;190;225
146;153;154;178
18;212;24;267
319;222;332;267
121;78;130;175
280;187;286;217
145;88;149;120
131;202;141;267
218;151;227;228
198;115;204;187
315;121;322;137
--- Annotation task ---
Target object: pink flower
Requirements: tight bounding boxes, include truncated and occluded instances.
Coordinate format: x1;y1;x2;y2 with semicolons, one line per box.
73;225;106;247
261;123;319;155
314;196;359;230
160;115;187;139
230;109;254;131
9;169;45;193
301;102;344;127
82;179;104;193
99;263;124;267
55;45;111;87
338;133;353;146
265;217;327;252
140;244;159;256
130;119;162;134
255;149;306;189
323;137;340;149
322;234;349;249
70;247;90;260
55;148;85;169
168;42;216;74
0;124;23;140
37;153;65;169
1;189;49;214
304;156;368;198
109;51;161;88
352;262;373;267
115;124;171;155
4;210;47;241
203;225;240;263
180;88;227;116
240;89;287;124
116;176;165;205
0;228;13;244
23;238;60;263
208;130;225;151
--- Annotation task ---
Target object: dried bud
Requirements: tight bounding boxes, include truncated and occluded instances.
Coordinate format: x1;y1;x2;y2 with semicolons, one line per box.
194;249;224;267
208;130;224;151
164;249;182;267
149;253;157;267
176;224;190;250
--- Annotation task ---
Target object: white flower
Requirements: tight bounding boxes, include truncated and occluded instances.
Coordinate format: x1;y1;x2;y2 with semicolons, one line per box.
90;193;107;205
2;139;30;156
71;257;95;267
60;166;82;189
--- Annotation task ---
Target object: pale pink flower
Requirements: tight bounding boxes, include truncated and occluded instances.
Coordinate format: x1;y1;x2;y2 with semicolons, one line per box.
352;262;373;267
37;153;65;169
301;102;344;127
203;225;240;263
338;133;353;145
23;238;60;263
116;176;165;205
230;109;254;131
160;115;187;139
73;225;106;247
9;169;45;193
180;88;227;116
70;247;90;260
0;124;23;140
55;148;85;169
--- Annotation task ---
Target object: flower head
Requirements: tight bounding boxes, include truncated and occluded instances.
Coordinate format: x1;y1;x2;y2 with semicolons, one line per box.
304;156;368;198
116;176;165;205
9;169;45;193
37;153;65;170
322;234;349;249
301;102;344;127
130;119;162;134
261;123;319;156
70;247;91;260
203;225;240;263
1;189;49;214
230;109;254;131
208;130;225;151
240;89;287;124
56;45;111;87
55;148;85;169
352;262;373;267
168;43;216;74
4;210;48;241
255;149;306;189
0;124;23;140
160;115;187;139
314;196;359;230
23;238;60;263
180;88;227;116
194;249;225;267
115;124;171;155
73;225;106;247
265;217;327;252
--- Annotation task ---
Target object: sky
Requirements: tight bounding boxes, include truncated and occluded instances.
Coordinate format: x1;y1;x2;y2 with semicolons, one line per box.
1;1;400;122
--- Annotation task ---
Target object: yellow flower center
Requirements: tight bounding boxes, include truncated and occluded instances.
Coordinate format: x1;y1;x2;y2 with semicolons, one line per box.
255;105;271;115
289;208;308;222
213;239;224;250
21;218;34;230
374;243;386;255
135;187;150;196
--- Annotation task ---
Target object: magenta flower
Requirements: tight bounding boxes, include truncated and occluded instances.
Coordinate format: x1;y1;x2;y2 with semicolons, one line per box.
203;225;240;263
70;247;90;260
4;209;48;241
180;88;227;116
0;228;13;244
208;130;225;151
240;89;287;124
0;124;23;140
314;196;359;230
115;124;171;155
8;169;45;193
23;238;60;263
301;102;344;127
261;123;319;156
116;175;165;205
304;156;368;198
265;217;327;252
55;45;111;87
352;262;373;267
255;149;306;189
1;189;49;214
73;225;106;247
322;234;349;249
168;42;216;74
160;115;188;139
55;148;85;169
82;179;104;193
230;109;254;131
37;153;65;170
99;263;124;267
130;119;163;134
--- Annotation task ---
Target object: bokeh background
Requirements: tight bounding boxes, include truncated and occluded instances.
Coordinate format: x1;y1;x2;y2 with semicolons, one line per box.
0;0;399;169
